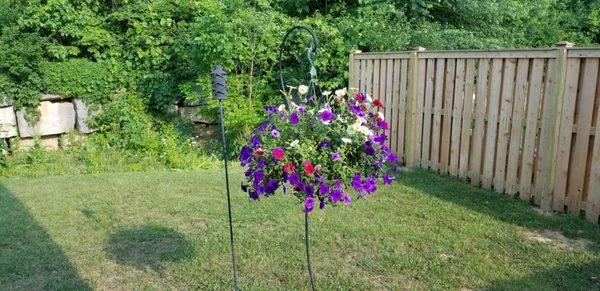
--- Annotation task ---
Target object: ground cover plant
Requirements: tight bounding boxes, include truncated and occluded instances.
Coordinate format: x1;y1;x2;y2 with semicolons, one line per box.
1;167;599;289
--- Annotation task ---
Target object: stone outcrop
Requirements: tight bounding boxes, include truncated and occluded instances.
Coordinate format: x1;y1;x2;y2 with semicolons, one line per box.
16;101;76;138
0;107;18;138
72;99;98;133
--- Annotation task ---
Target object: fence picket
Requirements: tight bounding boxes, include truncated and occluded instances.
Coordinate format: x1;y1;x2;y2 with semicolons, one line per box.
505;59;529;195
450;59;466;176
482;59;504;189
459;59;476;179
440;59;456;174
470;59;490;186
431;59;445;171
421;59;436;168
520;59;545;200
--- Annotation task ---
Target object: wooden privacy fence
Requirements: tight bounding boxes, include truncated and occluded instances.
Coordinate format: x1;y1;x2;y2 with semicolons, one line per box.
348;42;600;224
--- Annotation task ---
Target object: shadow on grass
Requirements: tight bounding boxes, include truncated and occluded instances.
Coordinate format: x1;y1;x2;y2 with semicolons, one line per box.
0;184;91;290
400;169;600;243
104;225;195;271
484;260;600;290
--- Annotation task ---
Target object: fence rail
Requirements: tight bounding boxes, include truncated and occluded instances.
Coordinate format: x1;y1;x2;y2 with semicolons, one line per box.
349;42;600;224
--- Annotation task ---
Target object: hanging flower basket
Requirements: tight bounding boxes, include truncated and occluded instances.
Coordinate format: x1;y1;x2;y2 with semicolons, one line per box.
240;87;398;212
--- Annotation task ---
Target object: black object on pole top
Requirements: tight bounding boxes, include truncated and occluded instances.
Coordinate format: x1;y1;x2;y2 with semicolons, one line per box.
212;65;228;101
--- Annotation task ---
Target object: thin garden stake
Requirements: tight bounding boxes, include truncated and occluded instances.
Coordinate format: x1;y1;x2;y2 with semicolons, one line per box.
305;212;316;291
212;65;239;290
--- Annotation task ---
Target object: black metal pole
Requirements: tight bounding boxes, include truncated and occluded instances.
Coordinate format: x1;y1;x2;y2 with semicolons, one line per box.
212;66;239;290
305;213;316;291
219;101;239;290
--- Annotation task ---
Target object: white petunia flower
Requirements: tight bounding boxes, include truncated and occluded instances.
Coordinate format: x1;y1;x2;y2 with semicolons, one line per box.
277;104;286;112
322;90;331;96
377;112;385;120
290;139;299;147
335;88;347;98
342;138;352;143
298;85;309;95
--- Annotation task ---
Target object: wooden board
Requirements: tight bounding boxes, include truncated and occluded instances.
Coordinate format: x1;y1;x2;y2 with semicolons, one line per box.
431;59;446;171
459;59;476;179
397;60;409;162
519;59;545;200
414;59;427;164
533;59;557;205
440;59;456;174
421;59;436;168
552;58;581;211
390;60;401;155
384;59;394;149
470;59;490;186
449;59;466;176
482;59;504;189
587;98;600;223
364;60;373;97
494;59;517;193
505;59;529;195
566;58;598;214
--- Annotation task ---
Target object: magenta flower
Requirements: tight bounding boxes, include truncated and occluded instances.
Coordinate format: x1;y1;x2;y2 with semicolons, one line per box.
319;108;335;124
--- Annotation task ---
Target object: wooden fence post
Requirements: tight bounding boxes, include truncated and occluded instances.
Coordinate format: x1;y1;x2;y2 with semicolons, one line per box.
405;46;426;167
538;41;573;211
348;50;361;90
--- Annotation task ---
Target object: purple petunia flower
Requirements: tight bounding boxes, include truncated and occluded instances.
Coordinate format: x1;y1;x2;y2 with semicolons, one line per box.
255;160;266;168
319;198;326;209
264;105;278;114
363;141;376;156
257;121;269;133
319;184;330;195
251;136;261;149
248;190;259;200
331;152;340;161
253;170;265;183
289;173;302;187
383;174;395;184
319;140;331;148
387;152;398;164
304;197;315;213
271;129;280;138
240;146;252;166
290;112;300;125
373;134;387;145
265;179;280;194
304;184;315;197
352;173;363;191
319;108;336;124
364;176;378;194
330;189;344;202
349;104;365;117
298;106;307;114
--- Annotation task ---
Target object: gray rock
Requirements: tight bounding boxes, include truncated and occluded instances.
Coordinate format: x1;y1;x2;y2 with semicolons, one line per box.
16;101;76;137
0;107;18;138
72;99;100;133
178;106;210;123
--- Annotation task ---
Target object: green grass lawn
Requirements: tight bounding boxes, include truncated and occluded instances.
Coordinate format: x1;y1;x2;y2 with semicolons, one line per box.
1;168;599;290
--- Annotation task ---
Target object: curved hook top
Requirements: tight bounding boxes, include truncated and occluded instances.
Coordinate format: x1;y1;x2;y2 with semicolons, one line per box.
278;26;319;107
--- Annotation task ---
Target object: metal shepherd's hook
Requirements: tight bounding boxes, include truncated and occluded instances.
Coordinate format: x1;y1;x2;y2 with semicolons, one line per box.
278;26;318;291
278;25;319;109
212;66;239;290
